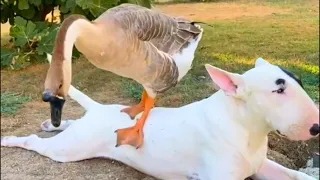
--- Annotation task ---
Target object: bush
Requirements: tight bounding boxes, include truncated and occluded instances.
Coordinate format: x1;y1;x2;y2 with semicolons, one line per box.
0;0;152;70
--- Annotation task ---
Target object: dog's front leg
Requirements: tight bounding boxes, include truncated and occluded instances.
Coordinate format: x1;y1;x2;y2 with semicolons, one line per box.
203;152;248;180
40;119;75;132
251;158;316;180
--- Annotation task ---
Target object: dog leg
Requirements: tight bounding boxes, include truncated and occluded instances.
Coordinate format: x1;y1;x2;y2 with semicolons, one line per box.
68;86;100;111
1;134;70;162
40;119;75;132
1;133;99;163
251;159;316;180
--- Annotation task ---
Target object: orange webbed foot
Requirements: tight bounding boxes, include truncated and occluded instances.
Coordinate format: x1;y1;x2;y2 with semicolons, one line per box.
115;125;144;149
120;90;148;119
120;104;145;119
116;95;155;149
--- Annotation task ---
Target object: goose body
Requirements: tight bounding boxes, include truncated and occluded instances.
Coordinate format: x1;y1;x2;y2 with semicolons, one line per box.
44;4;204;148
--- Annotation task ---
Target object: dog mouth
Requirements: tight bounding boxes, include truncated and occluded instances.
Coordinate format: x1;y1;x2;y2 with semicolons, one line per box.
275;130;288;138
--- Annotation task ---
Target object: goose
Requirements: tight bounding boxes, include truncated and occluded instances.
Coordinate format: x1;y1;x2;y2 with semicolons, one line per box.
42;3;204;149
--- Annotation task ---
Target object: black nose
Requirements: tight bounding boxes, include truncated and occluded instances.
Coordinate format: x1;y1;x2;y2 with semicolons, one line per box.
309;124;320;136
42;91;53;102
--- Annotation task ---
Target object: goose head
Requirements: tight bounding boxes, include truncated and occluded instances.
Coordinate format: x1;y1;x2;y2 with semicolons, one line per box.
42;53;71;127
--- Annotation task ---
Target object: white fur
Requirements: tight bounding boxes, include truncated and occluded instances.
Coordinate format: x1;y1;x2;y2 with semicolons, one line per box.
1;57;318;180
173;25;204;81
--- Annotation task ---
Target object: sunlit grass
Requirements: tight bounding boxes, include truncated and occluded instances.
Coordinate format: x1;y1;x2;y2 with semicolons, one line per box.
122;2;319;104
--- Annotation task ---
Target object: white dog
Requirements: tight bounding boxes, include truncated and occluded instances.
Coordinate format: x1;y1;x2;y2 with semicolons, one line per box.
1;56;319;180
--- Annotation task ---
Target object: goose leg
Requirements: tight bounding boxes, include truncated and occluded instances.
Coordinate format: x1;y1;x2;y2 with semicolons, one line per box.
120;90;148;119
115;94;155;149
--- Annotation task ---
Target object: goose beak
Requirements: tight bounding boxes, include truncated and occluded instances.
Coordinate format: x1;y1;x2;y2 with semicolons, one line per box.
42;91;65;127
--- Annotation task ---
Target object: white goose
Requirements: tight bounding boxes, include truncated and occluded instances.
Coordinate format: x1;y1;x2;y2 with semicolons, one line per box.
42;3;204;149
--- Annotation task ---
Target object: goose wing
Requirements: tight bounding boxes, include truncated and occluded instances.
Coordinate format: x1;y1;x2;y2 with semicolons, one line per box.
100;4;202;55
95;4;202;93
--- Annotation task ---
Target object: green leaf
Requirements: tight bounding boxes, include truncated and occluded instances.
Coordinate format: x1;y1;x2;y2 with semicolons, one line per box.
10;26;28;46
11;55;31;69
34;21;49;31
60;0;76;13
18;0;29;10
89;0;119;17
10;19;38;47
66;0;76;8
15;16;27;26
75;0;92;9
25;20;38;38
60;4;70;13
1;48;18;67
48;23;60;31
29;0;42;6
136;0;152;8
18;6;36;20
37;26;59;55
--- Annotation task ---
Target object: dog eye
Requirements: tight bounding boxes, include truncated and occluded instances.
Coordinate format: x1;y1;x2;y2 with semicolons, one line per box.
276;88;284;94
272;87;285;94
59;84;62;89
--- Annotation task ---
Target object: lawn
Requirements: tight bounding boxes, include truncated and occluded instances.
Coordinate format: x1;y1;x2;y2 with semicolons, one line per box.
123;0;320;105
1;0;319;115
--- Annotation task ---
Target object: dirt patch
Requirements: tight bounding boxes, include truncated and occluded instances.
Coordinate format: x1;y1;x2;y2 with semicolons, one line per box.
154;3;290;22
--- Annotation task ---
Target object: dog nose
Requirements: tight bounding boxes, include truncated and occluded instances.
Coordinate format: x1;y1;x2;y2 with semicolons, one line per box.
309;124;320;136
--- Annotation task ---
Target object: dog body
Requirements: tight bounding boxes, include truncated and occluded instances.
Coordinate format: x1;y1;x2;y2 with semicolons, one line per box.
1;58;318;180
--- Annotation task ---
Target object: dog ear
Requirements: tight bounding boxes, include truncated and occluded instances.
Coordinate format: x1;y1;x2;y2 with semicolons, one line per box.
255;57;270;67
205;64;244;96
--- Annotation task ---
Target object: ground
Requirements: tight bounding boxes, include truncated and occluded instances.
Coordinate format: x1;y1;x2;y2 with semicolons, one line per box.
1;1;319;179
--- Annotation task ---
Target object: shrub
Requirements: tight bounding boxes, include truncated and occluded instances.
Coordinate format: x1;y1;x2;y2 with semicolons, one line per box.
0;0;153;69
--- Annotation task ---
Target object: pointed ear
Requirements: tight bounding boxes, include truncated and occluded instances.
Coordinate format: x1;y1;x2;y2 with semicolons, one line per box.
46;53;52;64
205;64;243;96
255;57;270;67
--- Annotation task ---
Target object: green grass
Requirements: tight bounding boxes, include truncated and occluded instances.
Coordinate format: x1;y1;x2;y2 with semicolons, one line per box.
0;1;318;109
1;92;31;116
122;1;319;104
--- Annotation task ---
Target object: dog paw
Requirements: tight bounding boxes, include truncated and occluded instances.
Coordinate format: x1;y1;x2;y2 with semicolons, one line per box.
40;119;54;132
1;136;17;146
295;172;317;180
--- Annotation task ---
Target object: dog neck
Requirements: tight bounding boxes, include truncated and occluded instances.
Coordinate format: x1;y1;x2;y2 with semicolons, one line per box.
201;90;272;151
